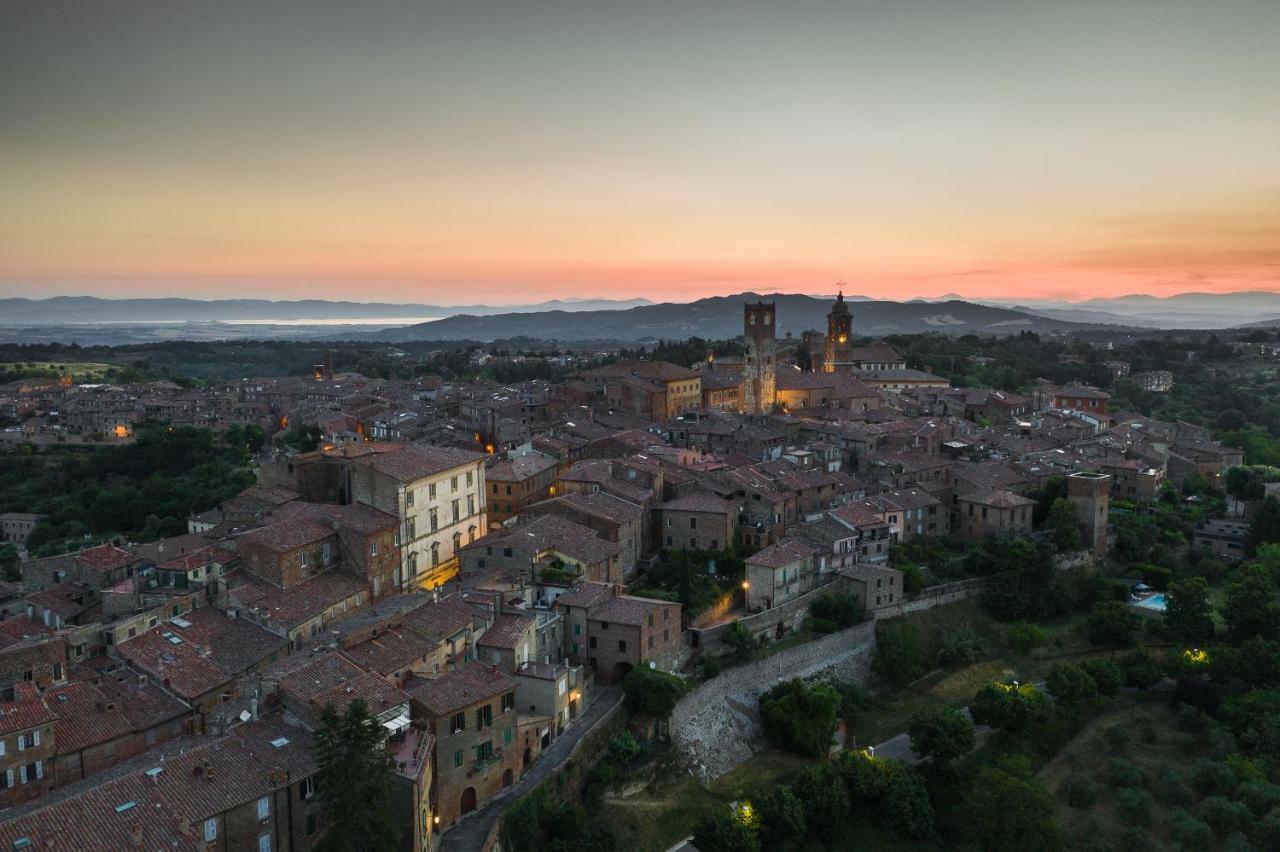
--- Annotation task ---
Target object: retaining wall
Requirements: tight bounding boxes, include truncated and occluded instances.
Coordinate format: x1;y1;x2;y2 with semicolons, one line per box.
670;619;877;779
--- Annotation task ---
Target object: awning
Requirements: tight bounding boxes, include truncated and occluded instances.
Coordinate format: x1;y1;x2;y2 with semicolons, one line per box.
383;712;411;733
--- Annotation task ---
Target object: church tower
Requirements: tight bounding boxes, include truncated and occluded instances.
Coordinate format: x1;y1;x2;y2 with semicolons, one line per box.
742;301;777;415
823;290;854;373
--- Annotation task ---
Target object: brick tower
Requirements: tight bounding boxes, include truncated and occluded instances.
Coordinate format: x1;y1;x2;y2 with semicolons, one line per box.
1067;471;1111;561
823;290;854;373
742;301;777;415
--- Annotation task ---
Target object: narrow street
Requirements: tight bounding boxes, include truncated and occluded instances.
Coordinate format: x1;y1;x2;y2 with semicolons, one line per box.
440;685;623;852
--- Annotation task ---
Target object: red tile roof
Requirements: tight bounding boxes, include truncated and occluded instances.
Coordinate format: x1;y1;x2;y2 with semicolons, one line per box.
407;660;517;716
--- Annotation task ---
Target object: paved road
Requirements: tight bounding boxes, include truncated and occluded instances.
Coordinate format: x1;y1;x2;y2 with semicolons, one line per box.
440;685;623;852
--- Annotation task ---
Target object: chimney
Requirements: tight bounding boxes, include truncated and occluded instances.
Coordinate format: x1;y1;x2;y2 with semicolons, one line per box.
250;697;259;722
432;589;439;604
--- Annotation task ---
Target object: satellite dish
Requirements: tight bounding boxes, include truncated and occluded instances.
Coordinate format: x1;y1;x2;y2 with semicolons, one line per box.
238;711;251;722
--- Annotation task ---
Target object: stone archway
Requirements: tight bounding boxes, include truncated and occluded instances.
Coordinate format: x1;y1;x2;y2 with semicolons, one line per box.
460;786;477;815
502;768;513;788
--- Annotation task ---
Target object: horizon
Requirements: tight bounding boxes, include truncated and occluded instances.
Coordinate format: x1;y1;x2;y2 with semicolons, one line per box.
3;1;1278;303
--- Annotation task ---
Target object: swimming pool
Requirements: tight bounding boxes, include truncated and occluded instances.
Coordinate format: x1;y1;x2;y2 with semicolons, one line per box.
1133;593;1167;612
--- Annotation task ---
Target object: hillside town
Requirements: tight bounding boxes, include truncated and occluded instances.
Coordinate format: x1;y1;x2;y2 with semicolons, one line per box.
0;296;1256;851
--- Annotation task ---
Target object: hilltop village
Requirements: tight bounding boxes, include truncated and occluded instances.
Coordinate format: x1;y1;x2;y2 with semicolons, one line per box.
0;295;1260;851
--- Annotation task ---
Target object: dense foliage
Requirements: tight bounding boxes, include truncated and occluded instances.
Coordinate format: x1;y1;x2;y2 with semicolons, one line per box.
314;700;401;852
1;423;254;554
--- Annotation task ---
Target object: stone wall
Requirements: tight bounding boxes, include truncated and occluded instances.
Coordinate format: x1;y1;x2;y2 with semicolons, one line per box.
689;574;844;652
873;577;987;619
670;619;876;780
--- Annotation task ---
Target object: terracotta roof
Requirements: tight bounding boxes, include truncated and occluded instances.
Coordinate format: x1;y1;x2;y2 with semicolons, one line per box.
356;443;484;482
116;606;287;701
591;594;672;627
0;682;57;737
224;569;366;631
660;491;738;514
477;615;535;650
240;517;334;553
277;652;409;717
73;545;140;573
0;717;315;852
746;539;816;569
487;452;559;483
407;660;517;716
554;581;615;611
962;489;1036;508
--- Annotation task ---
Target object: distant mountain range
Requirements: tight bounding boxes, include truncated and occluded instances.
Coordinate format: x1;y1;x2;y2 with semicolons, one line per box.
985;291;1280;329
0;295;654;324
370;292;1100;343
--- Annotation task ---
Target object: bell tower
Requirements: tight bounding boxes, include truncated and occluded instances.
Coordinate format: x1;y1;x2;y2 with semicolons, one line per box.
824;289;854;373
742;301;777;415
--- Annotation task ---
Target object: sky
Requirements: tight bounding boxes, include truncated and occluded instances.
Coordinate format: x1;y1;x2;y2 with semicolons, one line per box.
1;0;1278;305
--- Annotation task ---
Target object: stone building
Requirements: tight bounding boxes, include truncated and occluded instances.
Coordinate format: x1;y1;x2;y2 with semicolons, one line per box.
742;301;777;416
823;291;855;373
1067;471;1111;560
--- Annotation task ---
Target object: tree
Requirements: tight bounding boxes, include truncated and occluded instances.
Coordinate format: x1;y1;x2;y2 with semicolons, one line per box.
1079;658;1123;696
501;788;615;852
1087;601;1141;649
1222;563;1280;640
754;785;806;849
1248;496;1280;555
1164;577;1217;645
725;620;760;662
1118;649;1164;688
0;544;19;582
873;621;929;686
760;679;841;758
970;681;1052;733
809;591;863;628
621;667;686;718
1046;498;1082;552
965;766;1063;852
314;699;401;852
1045;663;1098;710
908;707;975;766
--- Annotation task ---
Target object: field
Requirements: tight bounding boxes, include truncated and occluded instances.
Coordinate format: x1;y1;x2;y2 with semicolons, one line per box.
0;360;112;379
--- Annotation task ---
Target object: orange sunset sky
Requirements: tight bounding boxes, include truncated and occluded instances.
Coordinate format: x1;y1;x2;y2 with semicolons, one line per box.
1;1;1278;305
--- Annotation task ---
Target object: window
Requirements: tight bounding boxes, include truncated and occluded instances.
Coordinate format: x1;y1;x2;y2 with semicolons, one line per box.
203;819;217;842
454;749;464;767
476;704;493;729
306;814;317;836
300;551;308;568
406;489;415;507
451;712;465;734
503;726;513;745
371;541;377;557
617;640;627;652
431;542;440;568
322;543;332;565
573;623;581;635
467;471;474;486
501;692;515;712
589;637;597;649
476;741;494;761
689;517;696;529
451;476;459;492
452;500;460;522
468;495;475;515
257;796;270;819
258;834;271;852
429;509;438;532
429;483;437;499
300;777;317;800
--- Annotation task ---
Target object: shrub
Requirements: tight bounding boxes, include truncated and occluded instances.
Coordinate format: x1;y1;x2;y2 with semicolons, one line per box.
809;591;863;628
1154;772;1194;807
725;620;760;662
970;680;1052;733
754;784;805;849
873;622;929;687
760;679;841;758
1223;832;1257;852
1088;601;1142;649
1105;758;1147;789
1064;776;1100;808
833;680;872;723
692;807;760;852
1118;649;1163;689
908;706;976;766
1200;795;1254;837
1080;658;1123;696
1046;663;1098;709
1141;563;1174;591
1235;780;1280;817
1113;826;1151;852
702;652;722;679
1168;809;1214;849
1006;620;1047;655
622;667;687;717
1192;759;1238;796
807;617;838;635
937;628;985;666
1256;806;1280;850
1115;788;1155;826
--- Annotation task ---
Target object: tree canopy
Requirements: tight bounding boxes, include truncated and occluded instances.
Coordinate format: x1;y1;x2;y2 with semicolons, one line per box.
314;699;401;852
